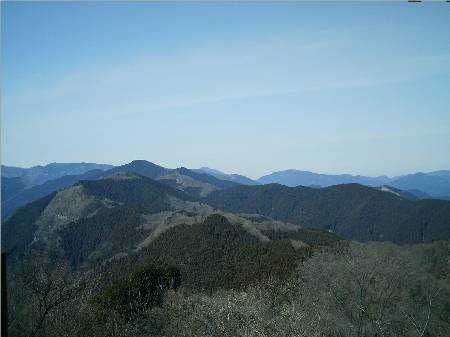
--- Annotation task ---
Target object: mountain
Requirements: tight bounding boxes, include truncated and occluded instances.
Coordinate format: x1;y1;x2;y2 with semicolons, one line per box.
1;176;26;202
195;167;227;177
4;166;448;337
126;214;325;291
2;173;337;291
1;173;193;255
172;167;237;189
1;192;57;256
206;183;450;244
1;162;113;188
108;160;239;197
1;160;239;219
2;169;106;219
426;170;450;177
389;173;450;198
258;170;390;187
257;169;450;198
375;185;421;201
194;167;259;185
107;160;169;179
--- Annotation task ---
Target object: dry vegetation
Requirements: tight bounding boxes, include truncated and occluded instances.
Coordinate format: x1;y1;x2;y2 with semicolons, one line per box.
6;241;449;337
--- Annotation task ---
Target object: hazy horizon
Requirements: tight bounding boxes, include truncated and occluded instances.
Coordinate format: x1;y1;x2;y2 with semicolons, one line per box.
2;2;450;178
2;159;449;181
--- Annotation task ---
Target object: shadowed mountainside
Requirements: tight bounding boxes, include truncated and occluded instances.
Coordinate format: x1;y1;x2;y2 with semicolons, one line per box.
257;169;450;198
1;162;113;187
194;167;259;185
2;160;239;219
206;183;450;243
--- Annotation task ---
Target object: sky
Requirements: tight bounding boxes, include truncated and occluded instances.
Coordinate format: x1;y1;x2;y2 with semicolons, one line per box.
2;1;450;179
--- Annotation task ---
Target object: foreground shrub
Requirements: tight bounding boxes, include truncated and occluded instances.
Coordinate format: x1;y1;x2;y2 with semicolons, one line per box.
94;265;181;320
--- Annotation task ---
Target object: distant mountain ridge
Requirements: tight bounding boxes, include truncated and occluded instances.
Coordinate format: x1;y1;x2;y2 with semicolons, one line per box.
3;161;450;262
1;162;114;187
194;167;259;185
3;161;450;219
257;169;450;198
258;170;390;187
426;170;450;176
195;166;450;198
1;169;107;219
389;172;450;198
1;160;239;219
106;160;239;198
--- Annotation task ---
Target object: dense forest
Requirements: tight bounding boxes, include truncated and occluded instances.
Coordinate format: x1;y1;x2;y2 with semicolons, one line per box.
207;183;450;243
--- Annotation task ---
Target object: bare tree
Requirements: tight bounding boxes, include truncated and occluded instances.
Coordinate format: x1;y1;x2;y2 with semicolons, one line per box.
293;242;450;337
13;253;86;337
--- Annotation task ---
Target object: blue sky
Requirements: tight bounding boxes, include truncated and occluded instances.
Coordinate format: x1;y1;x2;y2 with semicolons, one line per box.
2;2;450;179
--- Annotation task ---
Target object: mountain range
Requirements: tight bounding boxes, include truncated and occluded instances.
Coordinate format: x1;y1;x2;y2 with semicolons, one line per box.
194;167;260;185
2;159;449;337
2;161;450;220
2;172;337;291
195;167;450;199
2;162;113;188
1;161;238;219
257;169;450;198
2;160;450;253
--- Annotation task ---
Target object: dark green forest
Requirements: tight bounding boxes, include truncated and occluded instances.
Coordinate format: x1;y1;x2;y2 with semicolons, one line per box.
207;183;450;243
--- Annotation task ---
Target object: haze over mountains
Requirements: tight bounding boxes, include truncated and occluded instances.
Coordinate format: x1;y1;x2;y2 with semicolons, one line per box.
257;169;450;198
194;166;450;199
2;161;450;220
2;162;114;187
194;167;260;185
1;161;238;218
1;160;450;245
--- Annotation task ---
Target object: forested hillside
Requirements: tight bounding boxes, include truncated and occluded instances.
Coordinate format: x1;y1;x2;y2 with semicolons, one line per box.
2;169;106;219
206;183;450;243
1;160;239;218
2;169;449;337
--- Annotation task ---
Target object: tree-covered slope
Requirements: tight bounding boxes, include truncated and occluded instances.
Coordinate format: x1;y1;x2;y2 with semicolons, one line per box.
107;160;169;179
80;172;194;211
4;172;331;271
1;176;26;202
94;214;318;292
1;174;193;257
390;172;450;197
1;192;56;254
174;167;238;189
206;183;450;243
2;160;238;219
2;169;106;219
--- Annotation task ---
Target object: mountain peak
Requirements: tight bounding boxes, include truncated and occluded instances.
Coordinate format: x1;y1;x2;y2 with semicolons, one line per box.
198;167;227;176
